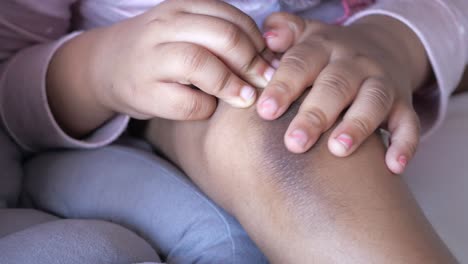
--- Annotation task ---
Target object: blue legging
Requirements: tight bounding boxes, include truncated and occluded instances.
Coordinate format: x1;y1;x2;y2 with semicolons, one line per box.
0;144;266;263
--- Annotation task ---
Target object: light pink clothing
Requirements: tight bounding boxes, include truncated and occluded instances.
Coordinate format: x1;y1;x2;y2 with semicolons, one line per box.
404;93;468;261
0;1;129;151
0;0;357;152
0;0;467;152
1;0;468;261
346;0;468;139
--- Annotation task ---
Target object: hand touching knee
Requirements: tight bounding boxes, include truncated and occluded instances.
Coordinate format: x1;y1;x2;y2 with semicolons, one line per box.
146;92;455;263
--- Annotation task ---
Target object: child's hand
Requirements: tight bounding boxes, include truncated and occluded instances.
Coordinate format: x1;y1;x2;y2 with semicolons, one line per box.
257;13;430;174
89;0;275;121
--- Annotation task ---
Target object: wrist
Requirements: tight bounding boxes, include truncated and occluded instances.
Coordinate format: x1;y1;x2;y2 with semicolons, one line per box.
47;28;115;138
350;15;431;92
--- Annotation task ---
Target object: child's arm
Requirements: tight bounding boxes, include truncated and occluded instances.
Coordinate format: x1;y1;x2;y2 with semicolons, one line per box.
346;0;468;139
46;1;275;139
259;13;426;174
257;0;468;174
0;0;128;151
0;0;275;151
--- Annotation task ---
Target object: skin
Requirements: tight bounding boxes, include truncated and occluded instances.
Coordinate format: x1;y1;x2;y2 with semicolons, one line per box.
43;4;464;261
47;6;429;175
46;0;276;137
258;14;430;175
145;92;456;263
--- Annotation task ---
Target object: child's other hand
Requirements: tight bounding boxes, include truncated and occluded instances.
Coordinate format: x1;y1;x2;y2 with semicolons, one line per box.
258;13;429;174
91;0;275;121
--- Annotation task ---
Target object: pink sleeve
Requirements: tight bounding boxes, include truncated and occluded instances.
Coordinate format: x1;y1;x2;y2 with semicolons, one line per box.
345;0;468;139
0;1;129;152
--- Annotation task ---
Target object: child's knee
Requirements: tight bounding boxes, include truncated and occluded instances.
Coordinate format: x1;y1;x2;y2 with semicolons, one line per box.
205;97;388;217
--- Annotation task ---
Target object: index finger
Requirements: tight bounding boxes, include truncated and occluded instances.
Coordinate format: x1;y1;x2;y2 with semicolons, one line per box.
257;43;329;120
155;43;258;108
161;0;266;52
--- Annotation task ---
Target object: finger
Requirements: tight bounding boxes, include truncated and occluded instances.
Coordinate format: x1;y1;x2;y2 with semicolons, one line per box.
155;43;257;108
385;102;420;174
134;82;217;120
149;13;275;88
261;48;281;69
167;0;266;52
262;12;307;53
257;42;329;120
283;61;366;153
327;77;395;157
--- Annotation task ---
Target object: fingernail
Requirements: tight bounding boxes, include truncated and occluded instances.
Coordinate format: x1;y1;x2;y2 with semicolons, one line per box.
330;134;353;156
264;67;275;83
289;129;308;149
271;59;280;69
240;85;256;102
263;31;278;39
226;85;256;108
398;155;407;167
337;134;353;148
260;97;278;117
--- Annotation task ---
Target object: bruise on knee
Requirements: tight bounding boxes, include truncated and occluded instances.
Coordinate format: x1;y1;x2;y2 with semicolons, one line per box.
248;99;327;208
247;94;387;217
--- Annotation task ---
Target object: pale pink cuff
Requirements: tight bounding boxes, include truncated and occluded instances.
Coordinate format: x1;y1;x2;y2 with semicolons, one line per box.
0;32;129;152
345;0;465;140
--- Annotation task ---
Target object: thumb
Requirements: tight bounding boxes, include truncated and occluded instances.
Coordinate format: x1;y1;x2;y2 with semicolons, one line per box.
262;12;306;53
150;83;217;121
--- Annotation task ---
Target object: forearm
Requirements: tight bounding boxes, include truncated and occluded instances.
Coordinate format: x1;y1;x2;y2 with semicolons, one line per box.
146;96;455;263
46;28;115;138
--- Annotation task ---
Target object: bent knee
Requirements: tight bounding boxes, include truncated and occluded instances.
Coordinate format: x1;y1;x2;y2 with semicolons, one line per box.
205;93;389;210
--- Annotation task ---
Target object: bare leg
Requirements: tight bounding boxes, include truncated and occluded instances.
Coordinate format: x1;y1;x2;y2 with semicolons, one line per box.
146;93;456;263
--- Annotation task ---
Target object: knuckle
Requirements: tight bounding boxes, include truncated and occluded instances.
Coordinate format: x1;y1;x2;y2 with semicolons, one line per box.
270;80;295;99
349;116;373;136
180;94;203;120
364;79;394;110
307;33;331;47
281;54;309;75
356;56;385;75
182;45;210;73
239;52;261;76
212;70;233;95
300;107;328;131
318;73;352;101
243;16;260;37
331;43;356;58
355;55;373;67
242;16;264;52
223;24;243;53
